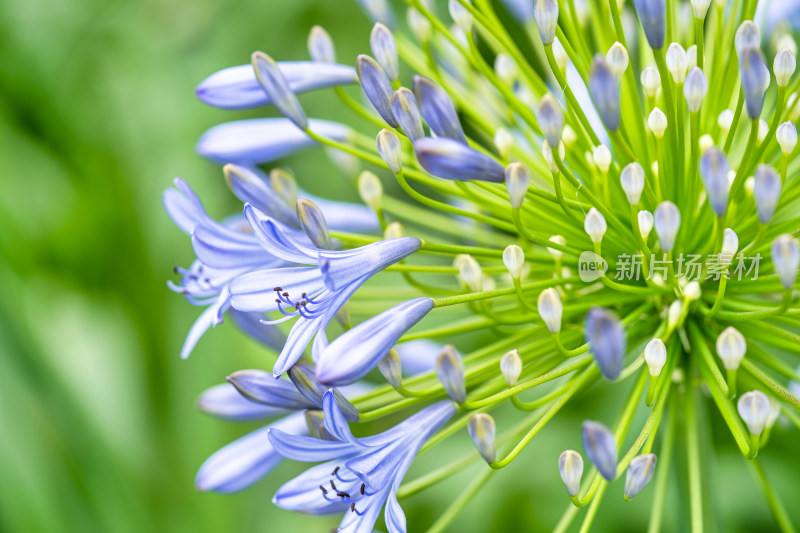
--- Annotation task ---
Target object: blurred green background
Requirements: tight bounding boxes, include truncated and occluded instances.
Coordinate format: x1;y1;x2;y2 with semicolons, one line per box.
1;0;799;531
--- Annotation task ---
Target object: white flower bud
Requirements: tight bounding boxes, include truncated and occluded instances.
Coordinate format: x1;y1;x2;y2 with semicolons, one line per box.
457;254;483;291
718;109;734;136
449;0;473;34
533;0;559;46
667;300;683;330
377;129;402;174
407;7;432;41
542;140;565;172
757;118;769;145
644;338;667;377
772;234;800;290
738;390;770;436
592;145;612;173
562;125;577;147
553;37;568;71
687;45;698;70
641;66;661;99
777;121;798;154
666;43;688;83
558;450;584;497
500;349;523;386
495;127;514;157
468;413;496;463
638;210;654;240
436;345;467;403
494;53;517;85
683;67;708;112
735;21;760;58
777;33;798;56
308;25;336;63
606;42;629;79
720;228;739;266
654;201;681;252
699;134;714;153
384;221;405;239
766;397;781;429
620;162;645;205
538;288;563;333
584;208;607;243
774;47;796;87
648;107;668;138
684;281;702;301
744;176;755;196
690;0;713;19
548;235;566;258
358;170;383;211
503;244;525;279
716;326;746;370
505;162;530;209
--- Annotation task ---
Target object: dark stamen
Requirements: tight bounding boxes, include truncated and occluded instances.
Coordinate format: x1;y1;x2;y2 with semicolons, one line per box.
273;287;282;292
360;483;365;495
330;480;337;491
332;466;340;476
337;491;350;499
319;485;328;495
350;503;356;513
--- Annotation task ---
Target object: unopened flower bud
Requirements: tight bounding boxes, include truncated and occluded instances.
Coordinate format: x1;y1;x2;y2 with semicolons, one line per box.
589;57;621;131
505;162;530;208
625;454;657;500
772;235;800;290
648;107;668;138
667;300;683;330
666;43;688;82
641;66;661;99
297;199;333;249
621;162;645;205
542;140;565;172
252;51;308;130
690;0;712;19
494;53;517;85
757;119;769;145
407;7;431;41
503;245;525;279
738;390;771;435
777;33;798;56
645;338;667;377
538;288;563;333
456;254;483;291
392;87;424;142
638;210;654;240
378;349;402;388
558;450;584;497
548;235;566;258
287;362;359;421
700;147;730;216
699;134;714;153
308;25;336;63
654;201;680;252
582;420;617;481
774;47;796;87
584;208;607;243
534;0;559;46
500;349;523;386
553;37;568;71
358;170;383;211
449;0;473;34
585;308;626;381
684;67;708;112
593;145;612;173
606;42;629;79
716;326;746;370
562;125;577;147
633;0;666;50
495;128;514;156
370;23;399;81
436;345;467;402
766;397;781;429
735;21;760;58
538;94;565;148
358;55;398;127
384;221;405;239
718;109;734;135
754;165;781;224
468;414;496;463
719;228;738;266
684;281;702;301
740;48;770;119
377;128;402;174
777;121;798;154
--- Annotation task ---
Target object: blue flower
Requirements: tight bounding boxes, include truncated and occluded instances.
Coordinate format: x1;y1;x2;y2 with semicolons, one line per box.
269;390;455;532
415;137;505;182
229;205;421;376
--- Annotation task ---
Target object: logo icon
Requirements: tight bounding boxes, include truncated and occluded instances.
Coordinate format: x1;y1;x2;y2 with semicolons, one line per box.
578;251;608;282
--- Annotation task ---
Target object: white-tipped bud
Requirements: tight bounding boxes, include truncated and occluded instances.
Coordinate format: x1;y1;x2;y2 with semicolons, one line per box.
648;107;668;138
562;125;577;147
766;397;781;429
384;221;405;239
683;67;708;112
542;140;565;172
449;0;473;34
548;235;566;259
457;254;483;291
481;274;496;292
584;208;607;243
735;21;761;58
538;94;565;148
641;66;661;99
606;42;629;79
495;128;514;157
720;228;739;266
468;413;496;463
654;201;681;252
494;53;517;85
757;119;769;145
538;288;563;333
684;281;702;301
558;450;584;497
533;0;559;46
500;349;523;386
699;134;715;153
592;145;612;173
407;7;432;41
638;210;654;240
505;162;530;209
503;244;525;279
738;390;771;435
745;176;755;196
376;129;402;174
777;121;798;154
377;349;402;388
553;37;568;71
718;109;734;136
624;454;657;500
774;47;796;87
666;43;688;83
645;338;667;377
690;0;713;19
777;33;798;56
358;170;383;211
716;326;746;371
667;300;683;330
772;234;800;290
620;162;645;205
270;168;298;207
370;23;399;81
687;45;698;70
436;345;467;403
308;25;336;63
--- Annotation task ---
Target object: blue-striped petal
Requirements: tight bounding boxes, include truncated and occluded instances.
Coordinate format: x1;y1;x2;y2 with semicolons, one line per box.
414;76;468;144
197;383;285;421
319;237;421;290
224;164;299;227
357;55;398;127
584;307;626;381
415;137;505;182
227;369;317;409
252;52;308;129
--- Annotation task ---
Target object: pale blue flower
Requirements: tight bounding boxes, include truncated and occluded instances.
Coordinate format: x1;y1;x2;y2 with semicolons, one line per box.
415;137;505;182
414;76;468;144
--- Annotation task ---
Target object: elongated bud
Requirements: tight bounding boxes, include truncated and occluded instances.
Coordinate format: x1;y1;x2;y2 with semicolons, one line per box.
495;128;514;157
553;37;568;71
558;450;584;497
500;349;523;386
305;409;325;438
777;121;798;155
606;42;629;79
584;208;607;243
370;23;399;81
641;66;661;98
666;43;688;83
297;199;333;249
633;0;665;49
593;145;612;173
738;390;770;435
377;129;402;174
757;119;769;145
538;288;563;333
457;254;483;291
391;88;424;142
718;109;734;136
449;0;473;33
358;170;383;211
767;397;782;428
495;53;517;85
720;228;739;266
585;308;626;381
740;48;770;119
377;349;402;388
287;362;359;421
753;165;781;224
772;235;800;290
223;164;297;227
625;454;657;500
638;210;654;240
582;420;617;481
644;338;667;377
384;221;405;239
562;125;577;147
774;47;796;87
589;56;621;131
687;45;698;70
691;0;712;18
252;52;307;130
270;168;298;207
436;345;466;402
414;76;467;144
356;0;394;27
468;414;496;463
407;7;431;41
534;0;558;45
538;94;565;148
654;201;681;252
505;162;530;208
542;140;565;172
308;26;336;63
648;107;668;138
682;280;701;301
684;67;708;112
700;148;730;216
548;235;566;258
716;326;746;370
620;162;645;205
667;300;683;330
357;55;398;127
735;21;760;57
416;137;505;182
503;245;525;279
